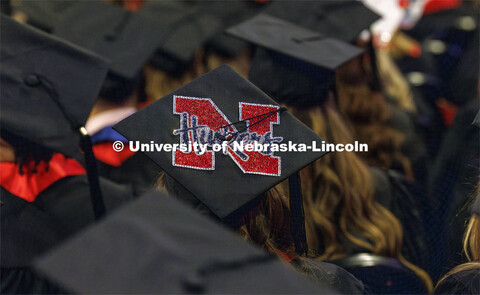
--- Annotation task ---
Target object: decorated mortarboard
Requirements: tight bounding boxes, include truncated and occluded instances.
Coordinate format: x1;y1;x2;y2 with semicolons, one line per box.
140;1;222;76
114;65;329;253
13;0;79;32
265;0;380;43
53;0;162;81
226;14;363;107
1;15;108;218
34;190;336;294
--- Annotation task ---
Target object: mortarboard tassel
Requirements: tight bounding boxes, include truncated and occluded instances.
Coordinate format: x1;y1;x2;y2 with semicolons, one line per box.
79;128;106;220
288;171;308;255
36;75;106;220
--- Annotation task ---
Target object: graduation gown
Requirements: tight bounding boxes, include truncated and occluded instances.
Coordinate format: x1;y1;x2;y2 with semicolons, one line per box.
291;258;368;294
369;167;443;279
428;99;480;269
87;108;162;195
95;150;162;196
386;101;429;185
1;159;133;294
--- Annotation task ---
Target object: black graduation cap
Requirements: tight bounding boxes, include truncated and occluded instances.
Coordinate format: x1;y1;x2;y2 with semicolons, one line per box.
139;0;222;76
1;15;108;219
114;65;328;253
196;0;270;58
13;0;79;32
53;0;162;81
1;15;107;158
265;0;380;42
226;14;363;108
226;14;364;71
34;190;335;294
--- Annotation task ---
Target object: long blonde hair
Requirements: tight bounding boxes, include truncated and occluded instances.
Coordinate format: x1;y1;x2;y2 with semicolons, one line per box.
336;57;414;179
289;105;433;292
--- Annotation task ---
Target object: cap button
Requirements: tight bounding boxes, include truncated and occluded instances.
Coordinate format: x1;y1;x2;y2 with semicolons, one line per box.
24;74;41;87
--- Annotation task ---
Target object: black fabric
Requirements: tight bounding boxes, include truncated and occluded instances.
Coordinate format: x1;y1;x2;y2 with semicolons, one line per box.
434;264;480;295
340;260;429;295
114;65;328;221
1;175;132;294
289;171;308;255
54;0;162;81
1;267;64;295
14;0;79;33
370;167;443;280
386;102;429;186
248;48;334;109
429;99;480;270
291;258;368;294
226;14;363;70
196;0;269;58
0;15;108;158
1;175;132;267
35;191;335;294
404;5;476;42
140;0;221;75
79;135;106;220
446;23;479;106
265;0;380;42
97;152;163;196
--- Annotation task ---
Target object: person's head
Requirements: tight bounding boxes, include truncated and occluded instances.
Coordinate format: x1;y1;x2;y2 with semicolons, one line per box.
246;37;432;292
113;65;328;261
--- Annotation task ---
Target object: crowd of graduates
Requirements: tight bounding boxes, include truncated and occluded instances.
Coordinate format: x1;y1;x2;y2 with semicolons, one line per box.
1;0;479;294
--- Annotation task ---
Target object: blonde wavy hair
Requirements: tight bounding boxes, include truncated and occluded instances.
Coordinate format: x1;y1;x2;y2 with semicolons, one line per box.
288;105;433;292
143;50;207;101
204;49;252;78
336;57;414;179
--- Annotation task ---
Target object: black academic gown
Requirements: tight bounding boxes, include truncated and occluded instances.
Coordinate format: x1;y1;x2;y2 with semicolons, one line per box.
291;258;368;294
90;124;162;195
369;167;444;280
96;152;162;196
434;263;480;295
428;99;480;270
386;101;429;185
1;175;133;294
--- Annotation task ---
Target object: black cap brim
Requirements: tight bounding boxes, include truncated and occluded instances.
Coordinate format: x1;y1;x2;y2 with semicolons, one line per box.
34;190;335;294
